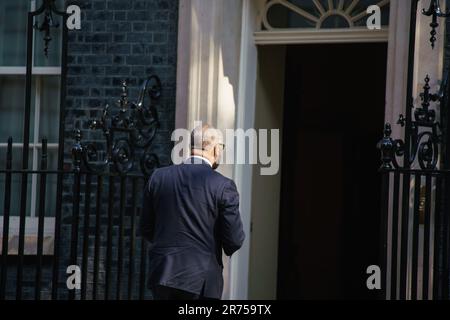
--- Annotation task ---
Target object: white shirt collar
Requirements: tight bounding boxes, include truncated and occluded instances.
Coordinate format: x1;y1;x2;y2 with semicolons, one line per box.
184;156;213;167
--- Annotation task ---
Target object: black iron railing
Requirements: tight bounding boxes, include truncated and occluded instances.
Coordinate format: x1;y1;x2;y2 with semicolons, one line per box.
378;0;450;300
0;0;162;300
0;79;160;299
378;168;450;300
0;0;70;300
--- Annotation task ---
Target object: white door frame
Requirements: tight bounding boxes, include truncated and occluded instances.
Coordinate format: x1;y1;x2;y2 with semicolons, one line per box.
232;0;412;299
175;0;415;300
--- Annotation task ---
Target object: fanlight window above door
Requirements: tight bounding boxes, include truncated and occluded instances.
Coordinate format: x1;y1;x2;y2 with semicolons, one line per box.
262;0;390;30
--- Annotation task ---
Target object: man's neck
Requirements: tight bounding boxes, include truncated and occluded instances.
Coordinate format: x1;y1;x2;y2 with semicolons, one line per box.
186;155;213;167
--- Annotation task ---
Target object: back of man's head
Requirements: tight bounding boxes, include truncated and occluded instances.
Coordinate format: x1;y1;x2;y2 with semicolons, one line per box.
190;124;222;152
190;124;224;169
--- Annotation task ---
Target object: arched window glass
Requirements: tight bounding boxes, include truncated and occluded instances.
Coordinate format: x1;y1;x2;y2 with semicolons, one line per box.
263;0;390;30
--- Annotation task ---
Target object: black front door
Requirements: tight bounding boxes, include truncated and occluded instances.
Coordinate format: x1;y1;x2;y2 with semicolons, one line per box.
277;43;388;299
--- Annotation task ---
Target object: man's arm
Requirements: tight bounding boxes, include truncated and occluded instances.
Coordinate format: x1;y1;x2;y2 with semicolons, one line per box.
141;175;156;243
219;179;245;256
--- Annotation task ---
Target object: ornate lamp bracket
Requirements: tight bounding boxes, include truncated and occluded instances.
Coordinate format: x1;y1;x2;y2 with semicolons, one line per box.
72;76;162;176
379;75;443;170
33;0;62;57
422;0;450;49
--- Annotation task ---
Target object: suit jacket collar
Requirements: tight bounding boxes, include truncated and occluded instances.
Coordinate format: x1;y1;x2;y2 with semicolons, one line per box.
184;156;213;168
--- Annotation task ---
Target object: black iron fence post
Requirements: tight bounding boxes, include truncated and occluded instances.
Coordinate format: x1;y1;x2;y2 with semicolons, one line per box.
379;170;390;300
16;8;36;300
116;176;126;300
0;138;13;299
70;131;84;300
411;173;421;300
128;178;138;299
35;138;48;300
92;175;103;300
52;3;69;301
105;173;115;300
80;173;92;300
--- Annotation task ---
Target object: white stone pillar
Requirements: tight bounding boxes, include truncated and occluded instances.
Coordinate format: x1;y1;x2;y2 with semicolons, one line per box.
175;0;245;299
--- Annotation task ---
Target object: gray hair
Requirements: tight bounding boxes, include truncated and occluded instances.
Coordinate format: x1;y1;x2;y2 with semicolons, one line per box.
190;124;223;151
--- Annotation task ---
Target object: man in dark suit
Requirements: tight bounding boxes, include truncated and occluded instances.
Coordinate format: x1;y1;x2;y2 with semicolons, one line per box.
141;124;245;300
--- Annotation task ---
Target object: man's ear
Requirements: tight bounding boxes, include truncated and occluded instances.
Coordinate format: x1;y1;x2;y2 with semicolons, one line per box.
214;144;220;160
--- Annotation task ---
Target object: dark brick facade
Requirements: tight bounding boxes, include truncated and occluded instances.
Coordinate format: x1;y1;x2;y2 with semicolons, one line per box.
65;0;178;164
4;0;178;300
62;0;179;300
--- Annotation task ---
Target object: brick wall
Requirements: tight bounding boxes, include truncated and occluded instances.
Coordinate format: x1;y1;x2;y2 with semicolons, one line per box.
62;0;179;300
4;0;179;300
65;0;178;164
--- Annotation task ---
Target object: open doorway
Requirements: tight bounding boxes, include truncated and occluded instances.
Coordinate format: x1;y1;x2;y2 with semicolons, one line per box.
277;43;387;300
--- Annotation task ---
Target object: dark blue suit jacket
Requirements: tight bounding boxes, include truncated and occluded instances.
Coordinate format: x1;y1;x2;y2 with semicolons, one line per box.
141;158;245;299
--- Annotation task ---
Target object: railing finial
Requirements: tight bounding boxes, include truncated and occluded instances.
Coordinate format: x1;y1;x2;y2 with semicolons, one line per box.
378;123;394;170
72;129;83;172
422;0;450;49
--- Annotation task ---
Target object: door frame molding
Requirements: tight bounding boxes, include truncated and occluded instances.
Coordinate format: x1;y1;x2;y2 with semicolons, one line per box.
254;28;389;45
175;0;414;300
233;0;411;299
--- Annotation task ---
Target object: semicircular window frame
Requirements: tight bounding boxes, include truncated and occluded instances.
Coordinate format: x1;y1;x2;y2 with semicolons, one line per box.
261;0;390;30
